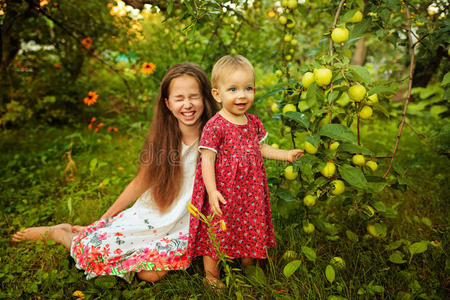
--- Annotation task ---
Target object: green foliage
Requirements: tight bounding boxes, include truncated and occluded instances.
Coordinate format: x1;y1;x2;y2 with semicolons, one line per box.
1;0;449;298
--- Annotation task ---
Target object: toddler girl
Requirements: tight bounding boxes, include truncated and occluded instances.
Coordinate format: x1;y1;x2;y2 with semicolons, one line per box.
188;55;303;285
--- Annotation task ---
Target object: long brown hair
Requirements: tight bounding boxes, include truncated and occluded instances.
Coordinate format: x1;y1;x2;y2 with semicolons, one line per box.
138;62;217;212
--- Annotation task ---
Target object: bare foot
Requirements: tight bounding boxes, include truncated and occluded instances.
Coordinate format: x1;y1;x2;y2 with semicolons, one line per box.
11;223;72;243
72;225;87;233
205;275;225;289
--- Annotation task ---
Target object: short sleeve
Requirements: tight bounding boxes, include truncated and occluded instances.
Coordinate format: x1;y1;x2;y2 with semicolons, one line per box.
253;115;268;143
198;120;222;153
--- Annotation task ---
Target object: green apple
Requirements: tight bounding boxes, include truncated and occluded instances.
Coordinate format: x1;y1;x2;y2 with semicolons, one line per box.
359;106;373;120
271;143;280;149
329;141;340;150
331;180;345;195
366;93;378;105
303;195;316;207
304;141;318;154
271;103;280;113
348;84;366;101
287;0;298;9
349;11;363;23
284;165;298;180
286;17;296;28
314;67;332;86
330;257;346;270
278;16;287;25
302;72;315;88
321;162;336;178
367;224;380;238
303;223;315;233
331;27;349;43
282;104;297;114
366;160;378;171
352;154;365;166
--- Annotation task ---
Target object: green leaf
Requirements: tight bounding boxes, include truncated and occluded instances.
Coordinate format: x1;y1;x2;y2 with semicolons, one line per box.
167;0;173;15
389;251;406;264
284;111;310;129
306;134;321;148
328;90;341;104
301;246;317;262
305;83;322;105
89;158;98;173
348;65;371;85
325;265;335;284
421;217;432;227
319;124;357;143
244;265;267;284
430;105;448;118
348;19;370;43
409;241;428;255
277;188;296;202
95;276;117;289
255;87;285;103
339;143;372;155
441;72;450;86
283;260;302;278
385;239;408;251
370;285;385;294
338;165;367;189
346;229;359;242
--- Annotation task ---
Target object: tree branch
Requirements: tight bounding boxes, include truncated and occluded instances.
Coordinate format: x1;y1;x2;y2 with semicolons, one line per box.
383;5;415;178
328;0;346;57
404;121;440;153
32;1;134;100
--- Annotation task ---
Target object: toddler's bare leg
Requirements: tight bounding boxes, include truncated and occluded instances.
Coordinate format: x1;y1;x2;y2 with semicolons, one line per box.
241;257;254;268
137;270;168;283
203;255;224;287
12;223;76;249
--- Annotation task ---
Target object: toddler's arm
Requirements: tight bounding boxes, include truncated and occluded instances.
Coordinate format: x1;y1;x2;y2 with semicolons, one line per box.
201;149;227;217
260;144;304;163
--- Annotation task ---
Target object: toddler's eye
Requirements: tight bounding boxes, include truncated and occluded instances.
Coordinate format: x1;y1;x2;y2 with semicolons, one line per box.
246;87;254;91
230;87;236;92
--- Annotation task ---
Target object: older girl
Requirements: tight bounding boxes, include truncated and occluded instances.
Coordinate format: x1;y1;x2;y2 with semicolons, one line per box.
12;62;218;283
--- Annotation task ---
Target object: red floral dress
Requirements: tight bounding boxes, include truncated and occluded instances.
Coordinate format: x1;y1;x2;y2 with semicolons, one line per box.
188;113;276;260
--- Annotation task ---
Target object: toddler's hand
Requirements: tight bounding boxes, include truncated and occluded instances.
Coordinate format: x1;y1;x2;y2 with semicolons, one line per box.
287;149;304;163
208;190;227;217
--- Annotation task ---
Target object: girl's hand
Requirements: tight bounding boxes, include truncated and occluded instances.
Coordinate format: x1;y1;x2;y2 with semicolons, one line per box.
287;149;304;163
208;190;227;217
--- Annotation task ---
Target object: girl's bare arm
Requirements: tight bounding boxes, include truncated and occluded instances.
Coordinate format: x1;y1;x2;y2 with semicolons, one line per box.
260;144;304;162
101;173;148;219
201;149;226;217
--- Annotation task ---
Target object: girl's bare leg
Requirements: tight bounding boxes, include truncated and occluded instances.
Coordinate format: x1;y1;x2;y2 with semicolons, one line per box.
137;270;168;283
71;225;87;233
203;255;224;287
241;257;254;268
11;223;76;250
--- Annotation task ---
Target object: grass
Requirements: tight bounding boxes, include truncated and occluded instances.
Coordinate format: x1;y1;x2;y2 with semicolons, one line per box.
0;116;448;299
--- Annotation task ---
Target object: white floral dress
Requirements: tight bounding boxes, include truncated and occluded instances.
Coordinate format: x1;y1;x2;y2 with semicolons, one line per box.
70;141;198;281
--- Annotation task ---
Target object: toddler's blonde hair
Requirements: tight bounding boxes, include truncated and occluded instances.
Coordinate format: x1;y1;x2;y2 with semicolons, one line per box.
211;55;255;88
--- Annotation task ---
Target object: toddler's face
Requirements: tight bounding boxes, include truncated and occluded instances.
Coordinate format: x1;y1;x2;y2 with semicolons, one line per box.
212;68;255;119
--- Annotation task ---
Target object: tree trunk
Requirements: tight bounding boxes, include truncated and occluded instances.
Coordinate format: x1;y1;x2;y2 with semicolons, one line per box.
350;38;368;66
